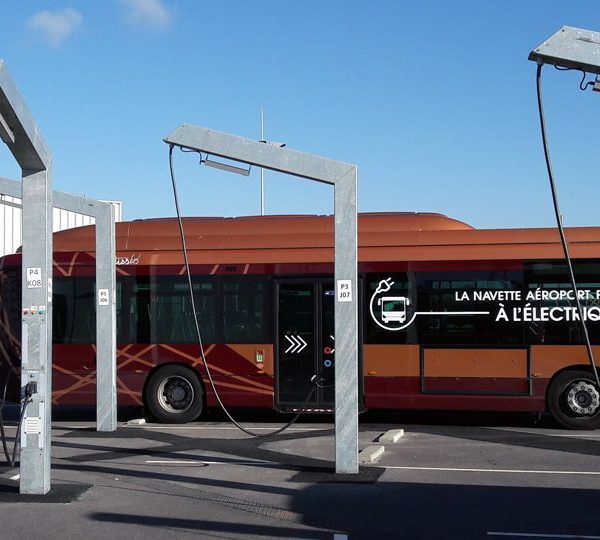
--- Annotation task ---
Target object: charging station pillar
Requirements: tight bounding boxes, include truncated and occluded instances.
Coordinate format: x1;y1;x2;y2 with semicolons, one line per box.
20;169;53;493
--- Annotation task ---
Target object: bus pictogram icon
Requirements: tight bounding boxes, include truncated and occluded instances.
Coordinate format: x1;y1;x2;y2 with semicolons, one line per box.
378;296;410;323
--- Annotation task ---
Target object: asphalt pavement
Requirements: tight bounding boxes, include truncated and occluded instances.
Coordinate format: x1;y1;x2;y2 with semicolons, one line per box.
1;408;600;539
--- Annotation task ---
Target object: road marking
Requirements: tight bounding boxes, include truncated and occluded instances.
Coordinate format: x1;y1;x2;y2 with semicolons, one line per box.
9;474;20;481
145;459;275;466
488;533;600;539
201;460;274;466
146;460;203;464
381;466;600;475
527;433;600;438
492;429;600;438
127;425;327;431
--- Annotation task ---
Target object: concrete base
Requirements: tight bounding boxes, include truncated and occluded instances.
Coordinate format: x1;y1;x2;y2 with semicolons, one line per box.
290;467;384;483
378;429;405;443
0;476;91;503
358;445;385;464
126;418;146;426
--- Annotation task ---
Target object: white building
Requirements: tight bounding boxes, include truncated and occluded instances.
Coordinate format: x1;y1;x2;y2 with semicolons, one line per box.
0;195;123;257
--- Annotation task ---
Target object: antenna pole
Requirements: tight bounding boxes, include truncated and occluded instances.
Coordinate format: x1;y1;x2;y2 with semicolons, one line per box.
260;109;265;215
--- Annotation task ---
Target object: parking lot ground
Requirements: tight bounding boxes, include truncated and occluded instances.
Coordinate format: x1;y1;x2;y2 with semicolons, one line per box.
1;411;600;539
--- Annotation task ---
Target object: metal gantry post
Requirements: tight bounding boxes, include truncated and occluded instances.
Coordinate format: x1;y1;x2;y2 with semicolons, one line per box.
94;203;117;431
2;177;119;434
333;169;358;473
19;168;53;493
164;124;359;473
0;60;53;494
52;191;118;432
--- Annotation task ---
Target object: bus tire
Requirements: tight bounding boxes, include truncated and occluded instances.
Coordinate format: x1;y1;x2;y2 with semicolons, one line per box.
548;369;600;430
144;365;203;424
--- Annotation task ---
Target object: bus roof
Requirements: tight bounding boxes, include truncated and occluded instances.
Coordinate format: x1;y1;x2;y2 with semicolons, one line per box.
52;212;473;252
10;212;600;266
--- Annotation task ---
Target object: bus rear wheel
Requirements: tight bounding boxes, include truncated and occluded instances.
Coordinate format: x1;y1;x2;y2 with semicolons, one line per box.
548;369;600;430
144;365;204;423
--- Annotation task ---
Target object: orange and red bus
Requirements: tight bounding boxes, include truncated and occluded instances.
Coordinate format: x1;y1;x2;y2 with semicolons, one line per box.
2;212;600;428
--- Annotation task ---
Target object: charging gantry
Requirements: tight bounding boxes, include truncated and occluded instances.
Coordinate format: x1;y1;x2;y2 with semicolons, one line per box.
0;61;117;495
164;124;360;474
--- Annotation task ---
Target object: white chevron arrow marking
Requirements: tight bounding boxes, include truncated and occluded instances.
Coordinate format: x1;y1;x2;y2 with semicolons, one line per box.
284;335;296;354
284;334;308;354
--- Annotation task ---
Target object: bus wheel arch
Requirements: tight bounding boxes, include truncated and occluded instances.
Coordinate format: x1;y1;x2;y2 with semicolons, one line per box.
143;363;205;423
546;366;600;430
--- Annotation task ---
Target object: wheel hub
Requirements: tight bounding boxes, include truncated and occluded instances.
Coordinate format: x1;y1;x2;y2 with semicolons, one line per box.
566;381;600;416
158;376;194;413
168;384;186;403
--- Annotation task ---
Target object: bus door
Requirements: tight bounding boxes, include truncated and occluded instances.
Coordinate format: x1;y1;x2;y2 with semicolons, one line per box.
275;281;337;411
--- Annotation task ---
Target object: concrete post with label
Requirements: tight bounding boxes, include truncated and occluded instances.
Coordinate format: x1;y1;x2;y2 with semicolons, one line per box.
164;124;359;473
0;60;53;494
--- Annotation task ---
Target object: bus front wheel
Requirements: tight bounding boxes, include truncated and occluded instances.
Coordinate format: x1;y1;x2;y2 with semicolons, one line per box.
548;369;600;430
144;365;204;423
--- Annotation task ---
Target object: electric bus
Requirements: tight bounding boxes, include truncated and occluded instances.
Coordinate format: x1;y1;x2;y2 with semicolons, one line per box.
1;212;600;429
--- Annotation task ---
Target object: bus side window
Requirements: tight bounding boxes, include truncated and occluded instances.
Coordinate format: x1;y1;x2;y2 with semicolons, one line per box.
417;270;523;345
525;260;600;345
222;277;267;344
53;276;96;344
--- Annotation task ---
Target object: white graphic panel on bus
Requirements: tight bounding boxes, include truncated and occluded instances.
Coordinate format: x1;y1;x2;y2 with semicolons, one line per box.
369;277;489;332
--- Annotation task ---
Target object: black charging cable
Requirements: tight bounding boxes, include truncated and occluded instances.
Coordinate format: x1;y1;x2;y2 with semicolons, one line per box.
168;144;321;437
0;372;35;467
535;63;600;389
0;370;14;465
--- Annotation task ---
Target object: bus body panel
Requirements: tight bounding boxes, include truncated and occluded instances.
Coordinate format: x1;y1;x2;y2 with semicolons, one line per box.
2;212;600;422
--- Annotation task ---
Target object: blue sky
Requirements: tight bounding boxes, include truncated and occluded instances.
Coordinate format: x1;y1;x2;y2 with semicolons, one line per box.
1;1;599;229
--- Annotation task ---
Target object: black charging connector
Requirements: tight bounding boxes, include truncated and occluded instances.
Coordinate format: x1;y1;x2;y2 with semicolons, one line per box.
24;381;37;398
0;375;36;468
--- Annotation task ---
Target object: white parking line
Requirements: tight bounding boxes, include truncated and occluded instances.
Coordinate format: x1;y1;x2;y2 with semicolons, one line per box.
51;424;328;432
145;459;275;466
146;460;203;464
130;425;327;431
381;466;600;476
127;425;333;433
492;429;600;439
488;532;600;539
531;433;600;438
